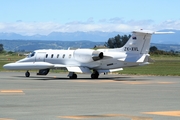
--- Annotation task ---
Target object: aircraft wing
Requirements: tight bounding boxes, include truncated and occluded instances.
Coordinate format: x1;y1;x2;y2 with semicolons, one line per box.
66;66;123;74
3;62;55;70
54;64;70;67
54;64;92;73
97;68;123;73
67;66;92;73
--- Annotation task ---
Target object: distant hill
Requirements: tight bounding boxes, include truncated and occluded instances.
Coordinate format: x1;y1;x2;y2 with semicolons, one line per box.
0;40;104;51
1;40;180;52
0;31;122;42
1;29;180;52
0;29;179;44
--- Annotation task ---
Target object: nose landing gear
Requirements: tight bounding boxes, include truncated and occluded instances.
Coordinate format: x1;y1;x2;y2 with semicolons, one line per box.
25;71;30;77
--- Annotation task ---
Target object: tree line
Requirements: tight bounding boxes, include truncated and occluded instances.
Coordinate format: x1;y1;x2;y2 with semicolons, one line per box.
149;46;178;56
104;34;131;48
0;44;4;53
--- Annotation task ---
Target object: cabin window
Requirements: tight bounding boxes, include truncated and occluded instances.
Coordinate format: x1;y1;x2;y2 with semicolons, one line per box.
62;54;65;58
46;54;48;58
69;54;72;58
51;54;54;58
57;54;59;58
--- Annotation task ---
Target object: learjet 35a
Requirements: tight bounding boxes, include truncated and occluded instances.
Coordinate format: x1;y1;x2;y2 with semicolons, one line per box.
3;30;173;79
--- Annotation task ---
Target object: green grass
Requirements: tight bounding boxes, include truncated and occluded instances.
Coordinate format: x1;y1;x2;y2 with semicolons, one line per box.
1;54;180;76
0;54;25;71
119;60;180;76
119;55;180;76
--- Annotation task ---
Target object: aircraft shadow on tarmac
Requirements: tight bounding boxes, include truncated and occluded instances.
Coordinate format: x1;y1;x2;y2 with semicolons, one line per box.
13;75;150;81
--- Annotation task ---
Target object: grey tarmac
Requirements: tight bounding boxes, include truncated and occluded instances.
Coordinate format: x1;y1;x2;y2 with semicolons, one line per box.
0;72;180;120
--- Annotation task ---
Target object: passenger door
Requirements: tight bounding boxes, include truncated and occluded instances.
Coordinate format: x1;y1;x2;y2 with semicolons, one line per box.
35;52;46;62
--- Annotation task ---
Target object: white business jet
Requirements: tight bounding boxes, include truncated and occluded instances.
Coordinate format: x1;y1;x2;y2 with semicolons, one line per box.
3;30;173;79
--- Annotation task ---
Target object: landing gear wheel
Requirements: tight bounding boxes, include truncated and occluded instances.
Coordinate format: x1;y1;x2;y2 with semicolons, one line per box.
72;73;77;79
69;73;77;79
91;70;99;79
25;71;30;77
91;74;99;79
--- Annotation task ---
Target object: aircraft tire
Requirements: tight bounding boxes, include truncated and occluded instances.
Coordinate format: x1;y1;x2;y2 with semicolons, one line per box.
73;74;77;79
91;73;99;79
69;73;77;79
25;71;30;77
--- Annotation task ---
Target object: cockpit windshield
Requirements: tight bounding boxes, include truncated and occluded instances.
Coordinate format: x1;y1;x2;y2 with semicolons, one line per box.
27;52;36;58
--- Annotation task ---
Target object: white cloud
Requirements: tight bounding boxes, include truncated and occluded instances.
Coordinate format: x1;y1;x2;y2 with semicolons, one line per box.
0;22;62;35
0;19;180;35
157;20;180;30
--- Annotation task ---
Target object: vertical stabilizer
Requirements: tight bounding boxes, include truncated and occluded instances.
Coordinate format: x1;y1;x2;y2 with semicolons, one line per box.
122;30;154;54
120;30;174;54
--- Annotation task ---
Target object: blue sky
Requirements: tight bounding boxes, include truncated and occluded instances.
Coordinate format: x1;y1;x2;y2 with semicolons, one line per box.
0;0;180;35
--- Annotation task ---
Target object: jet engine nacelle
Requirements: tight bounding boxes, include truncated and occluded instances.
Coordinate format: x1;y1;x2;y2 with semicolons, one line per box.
73;49;103;63
37;69;50;75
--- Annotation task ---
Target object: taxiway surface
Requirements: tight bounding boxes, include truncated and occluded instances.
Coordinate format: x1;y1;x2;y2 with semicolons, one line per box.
0;72;180;120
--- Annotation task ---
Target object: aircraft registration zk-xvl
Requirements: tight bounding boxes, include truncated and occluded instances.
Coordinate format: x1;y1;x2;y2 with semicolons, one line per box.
3;30;174;79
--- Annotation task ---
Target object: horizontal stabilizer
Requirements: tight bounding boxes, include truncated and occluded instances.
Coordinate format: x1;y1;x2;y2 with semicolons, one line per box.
154;31;175;34
133;30;155;34
133;30;174;34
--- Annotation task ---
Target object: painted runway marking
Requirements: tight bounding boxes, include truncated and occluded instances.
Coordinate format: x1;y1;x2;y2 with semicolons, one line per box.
143;111;180;117
58;114;152;120
157;82;175;84
0;90;24;95
0;90;23;93
0;118;14;120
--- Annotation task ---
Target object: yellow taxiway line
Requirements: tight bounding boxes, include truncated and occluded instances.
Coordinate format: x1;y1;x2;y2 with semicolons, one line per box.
59;114;152;120
0;90;24;95
143;111;180;117
0;118;14;120
0;90;23;93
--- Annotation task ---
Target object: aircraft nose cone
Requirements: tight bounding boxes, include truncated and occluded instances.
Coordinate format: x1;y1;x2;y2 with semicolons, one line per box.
3;63;15;70
3;64;10;69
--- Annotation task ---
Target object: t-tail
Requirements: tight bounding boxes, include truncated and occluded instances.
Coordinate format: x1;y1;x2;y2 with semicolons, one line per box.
121;30;174;54
119;30;174;63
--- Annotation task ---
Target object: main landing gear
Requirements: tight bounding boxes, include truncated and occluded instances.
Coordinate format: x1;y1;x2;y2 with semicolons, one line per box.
25;71;30;77
68;72;77;79
68;70;99;79
91;70;99;79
